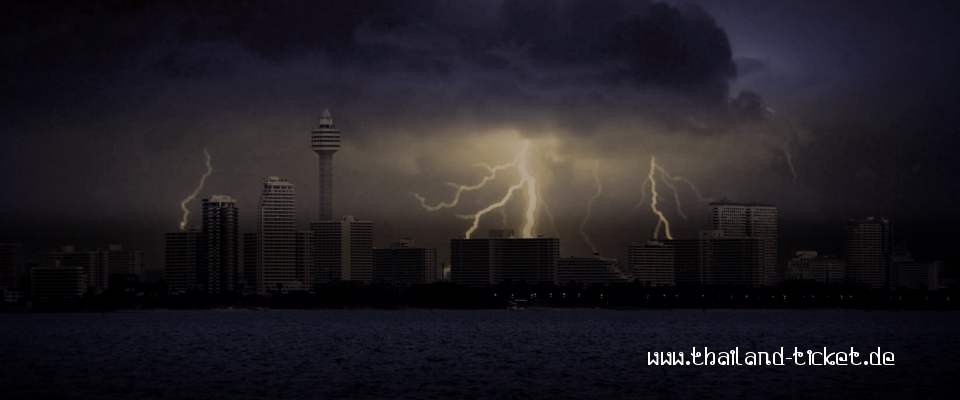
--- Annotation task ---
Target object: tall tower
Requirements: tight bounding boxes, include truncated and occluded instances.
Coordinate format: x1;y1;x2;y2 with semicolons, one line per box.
311;109;341;221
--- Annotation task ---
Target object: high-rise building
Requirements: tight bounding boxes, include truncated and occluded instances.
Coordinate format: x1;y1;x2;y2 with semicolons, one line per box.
667;239;702;286
295;230;315;285
707;202;780;286
163;231;206;294
310;109;341;222
44;245;108;293
557;256;627;285
845;217;892;289
786;251;845;284
202;195;239;293
0;243;23;290
258;176;300;293
31;266;86;302
241;232;258;293
891;248;940;291
703;236;765;286
104;244;144;287
373;239;440;285
311;215;374;284
627;240;675;286
451;231;559;286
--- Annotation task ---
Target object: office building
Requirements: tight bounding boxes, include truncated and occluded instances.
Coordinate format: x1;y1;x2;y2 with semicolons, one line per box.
44;245;108;293
373;239;440;285
557;255;628;285
451;231;559;286
242;232;258;293
696;230;765;286
707;202;780;285
845;217;892;289
163;231;206;294
892;250;941;291
786;251;846;284
311;215;374;284
627;240;675;286
104;244;144;287
202;195;239;293
31;266;86;302
258;176;300;293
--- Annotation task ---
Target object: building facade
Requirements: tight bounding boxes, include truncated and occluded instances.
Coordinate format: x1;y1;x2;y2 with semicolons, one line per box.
845;217;892;289
707;202;780;286
627;240;675;286
311;215;374;284
451;232;559;286
557;256;627;285
373;240;440;285
202;195;239;293
258;176;300;293
163;231;206;294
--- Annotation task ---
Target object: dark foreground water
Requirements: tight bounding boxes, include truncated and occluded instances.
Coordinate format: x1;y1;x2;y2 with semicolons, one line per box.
1;309;958;399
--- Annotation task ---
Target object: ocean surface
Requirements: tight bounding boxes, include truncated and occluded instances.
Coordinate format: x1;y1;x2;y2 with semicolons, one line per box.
1;309;958;399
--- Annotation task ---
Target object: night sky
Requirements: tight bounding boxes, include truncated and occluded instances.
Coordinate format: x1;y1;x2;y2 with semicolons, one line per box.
3;1;960;270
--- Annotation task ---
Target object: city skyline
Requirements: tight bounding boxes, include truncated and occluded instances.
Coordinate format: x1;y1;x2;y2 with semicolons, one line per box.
4;3;960;399
3;1;959;275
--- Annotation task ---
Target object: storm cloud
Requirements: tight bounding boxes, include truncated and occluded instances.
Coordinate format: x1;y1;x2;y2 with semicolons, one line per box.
2;0;959;266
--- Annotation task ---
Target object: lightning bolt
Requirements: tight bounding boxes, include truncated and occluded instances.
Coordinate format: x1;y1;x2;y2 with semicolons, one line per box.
653;165;709;220
412;163;514;211
647;156;673;240
539;197;560;238
657;169;687;220
517;142;538;238
420;140;540;239
767;106;800;183
632;179;649;211
781;139;798;183
178;148;213;231
463;179;527;239
579;160;602;254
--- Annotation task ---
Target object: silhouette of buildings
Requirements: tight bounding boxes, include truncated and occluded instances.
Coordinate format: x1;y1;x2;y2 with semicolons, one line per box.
707;202;780;285
44;245;109;293
892;249;941;290
699;230;765;286
311;109;341;222
311;215;374;283
845;217;892;289
786;251;845;284
31;265;86;302
627;240;675;286
104;244;144;288
163;231;206;294
373;239;440;285
451;230;559;286
202;195;239;293
557;255;627;285
257;176;300;293
242;232;258;292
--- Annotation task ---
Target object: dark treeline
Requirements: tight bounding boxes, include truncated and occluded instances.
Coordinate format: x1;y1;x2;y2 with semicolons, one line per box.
7;281;959;312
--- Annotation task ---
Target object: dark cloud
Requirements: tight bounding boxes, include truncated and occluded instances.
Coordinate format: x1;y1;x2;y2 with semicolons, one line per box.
3;0;959;265
3;0;740;131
